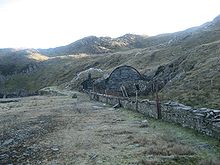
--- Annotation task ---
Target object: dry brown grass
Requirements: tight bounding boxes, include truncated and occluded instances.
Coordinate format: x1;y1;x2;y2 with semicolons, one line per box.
147;144;193;156
132;137;158;146
199;159;220;165
0;91;219;164
139;160;158;165
168;144;195;155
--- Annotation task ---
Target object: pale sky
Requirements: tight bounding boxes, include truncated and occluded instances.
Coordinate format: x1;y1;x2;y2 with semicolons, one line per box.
0;0;220;49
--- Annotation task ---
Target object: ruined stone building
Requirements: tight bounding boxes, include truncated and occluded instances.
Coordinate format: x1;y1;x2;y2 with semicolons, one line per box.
90;65;146;96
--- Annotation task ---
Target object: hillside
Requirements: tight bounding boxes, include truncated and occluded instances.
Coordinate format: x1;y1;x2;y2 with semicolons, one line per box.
37;34;148;56
0;15;220;108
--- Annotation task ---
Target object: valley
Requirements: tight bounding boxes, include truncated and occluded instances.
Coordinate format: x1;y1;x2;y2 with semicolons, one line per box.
1;1;220;164
1;15;220;109
0;92;219;164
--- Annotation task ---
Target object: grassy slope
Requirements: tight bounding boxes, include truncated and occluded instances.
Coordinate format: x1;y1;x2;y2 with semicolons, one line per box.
1;15;220;108
161;40;220;108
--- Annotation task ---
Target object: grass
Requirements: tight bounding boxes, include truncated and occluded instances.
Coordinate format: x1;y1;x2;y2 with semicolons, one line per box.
1;91;219;164
118;107;220;164
1;20;220;110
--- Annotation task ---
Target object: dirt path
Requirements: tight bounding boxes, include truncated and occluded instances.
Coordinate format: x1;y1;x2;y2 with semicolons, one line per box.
0;92;220;164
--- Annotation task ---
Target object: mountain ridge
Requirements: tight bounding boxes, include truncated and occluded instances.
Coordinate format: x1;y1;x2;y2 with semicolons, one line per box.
0;14;220;108
37;34;148;56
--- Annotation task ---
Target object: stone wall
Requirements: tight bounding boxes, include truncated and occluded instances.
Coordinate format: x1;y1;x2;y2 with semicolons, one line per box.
94;65;145;96
89;92;220;140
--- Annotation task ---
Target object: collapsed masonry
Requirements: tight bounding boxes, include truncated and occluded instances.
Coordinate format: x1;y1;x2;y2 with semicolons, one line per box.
81;65;147;96
80;63;182;97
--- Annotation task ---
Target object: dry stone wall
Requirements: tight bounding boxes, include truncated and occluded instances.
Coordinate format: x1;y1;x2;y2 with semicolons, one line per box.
89;92;220;140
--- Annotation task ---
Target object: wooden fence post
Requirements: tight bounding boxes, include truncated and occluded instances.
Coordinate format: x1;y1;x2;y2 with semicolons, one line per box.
155;84;162;119
89;90;92;100
135;84;140;111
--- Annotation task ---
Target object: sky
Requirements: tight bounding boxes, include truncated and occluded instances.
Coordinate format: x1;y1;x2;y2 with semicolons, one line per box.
0;0;220;49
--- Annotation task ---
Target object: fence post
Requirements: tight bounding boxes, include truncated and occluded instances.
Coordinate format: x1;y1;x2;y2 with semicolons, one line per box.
105;90;108;103
155;84;162;119
89;90;92;100
118;98;121;107
135;100;138;111
135;84;140;111
135;90;138;111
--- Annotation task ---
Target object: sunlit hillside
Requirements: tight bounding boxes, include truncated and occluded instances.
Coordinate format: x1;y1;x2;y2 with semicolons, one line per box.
0;15;220;108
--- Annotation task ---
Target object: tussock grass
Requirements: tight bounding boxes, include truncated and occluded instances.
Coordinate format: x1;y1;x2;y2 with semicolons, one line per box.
199;159;220;165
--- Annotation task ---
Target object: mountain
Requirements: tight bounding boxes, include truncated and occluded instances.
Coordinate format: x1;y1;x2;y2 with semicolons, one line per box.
0;15;220;108
37;34;148;56
0;49;47;76
0;49;49;97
